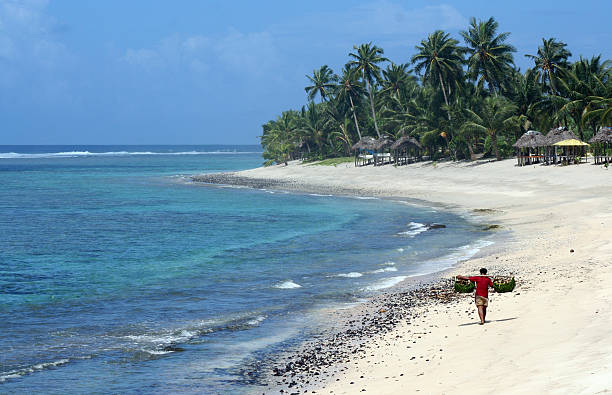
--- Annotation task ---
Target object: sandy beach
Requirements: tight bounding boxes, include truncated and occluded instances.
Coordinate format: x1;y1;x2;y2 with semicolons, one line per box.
194;159;612;394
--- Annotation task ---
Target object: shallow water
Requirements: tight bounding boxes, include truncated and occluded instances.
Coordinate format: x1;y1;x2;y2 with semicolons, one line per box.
0;145;488;393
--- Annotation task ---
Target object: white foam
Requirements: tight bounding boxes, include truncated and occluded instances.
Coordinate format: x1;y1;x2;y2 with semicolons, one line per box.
142;349;174;355
309;193;333;197
273;280;302;289
365;276;408;291
397;248;404;252
371;267;398;273
124;329;198;345
383;261;396;266
246;315;266;325
337;272;363;278
409;239;495;277
398;222;428;237
0;359;70;383
352;196;378;200
0;373;21;382
0;151;261;159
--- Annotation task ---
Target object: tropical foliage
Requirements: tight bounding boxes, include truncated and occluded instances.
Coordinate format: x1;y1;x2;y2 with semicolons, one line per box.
260;16;612;165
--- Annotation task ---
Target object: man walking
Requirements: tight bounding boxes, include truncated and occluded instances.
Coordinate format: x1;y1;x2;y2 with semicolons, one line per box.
457;268;494;325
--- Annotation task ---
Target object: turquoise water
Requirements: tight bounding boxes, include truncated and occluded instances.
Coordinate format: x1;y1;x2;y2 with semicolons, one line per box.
0;146;486;393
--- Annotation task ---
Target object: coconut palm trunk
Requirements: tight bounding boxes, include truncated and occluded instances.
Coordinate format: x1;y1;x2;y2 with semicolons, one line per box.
438;72;451;120
348;95;362;140
366;81;381;138
491;131;501;160
548;68;556;94
466;139;476;161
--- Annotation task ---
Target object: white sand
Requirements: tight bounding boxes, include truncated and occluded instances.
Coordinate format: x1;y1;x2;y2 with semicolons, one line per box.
234;159;612;394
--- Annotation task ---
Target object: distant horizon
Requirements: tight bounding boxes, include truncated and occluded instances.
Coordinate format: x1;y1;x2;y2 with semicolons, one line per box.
0;143;263;147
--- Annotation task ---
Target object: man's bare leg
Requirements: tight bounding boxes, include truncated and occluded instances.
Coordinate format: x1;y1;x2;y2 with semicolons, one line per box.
477;306;485;325
483;306;487;322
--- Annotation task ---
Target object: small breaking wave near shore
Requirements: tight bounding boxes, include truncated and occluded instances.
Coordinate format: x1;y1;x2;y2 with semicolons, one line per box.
0;359;70;383
273;280;302;289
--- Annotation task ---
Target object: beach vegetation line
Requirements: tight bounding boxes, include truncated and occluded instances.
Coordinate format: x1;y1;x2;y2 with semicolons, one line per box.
260;16;611;165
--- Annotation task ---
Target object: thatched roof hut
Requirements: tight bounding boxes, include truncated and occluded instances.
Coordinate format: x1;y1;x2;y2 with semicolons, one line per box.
372;135;395;151
391;135;422;150
589;127;612;143
351;136;377;151
513;130;547;148
589;127;612;164
545;126;579;145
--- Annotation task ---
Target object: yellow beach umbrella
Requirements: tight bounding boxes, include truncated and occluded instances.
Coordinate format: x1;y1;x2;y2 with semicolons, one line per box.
553;139;589;146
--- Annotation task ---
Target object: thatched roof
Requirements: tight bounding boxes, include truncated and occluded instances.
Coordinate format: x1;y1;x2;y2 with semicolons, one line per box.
545;126;580;145
589;127;612;143
351;136;377;151
372;135;395;151
513;130;547;148
391;135;422;150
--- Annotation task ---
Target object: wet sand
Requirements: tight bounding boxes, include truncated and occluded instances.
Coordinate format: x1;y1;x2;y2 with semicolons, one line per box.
193;158;612;394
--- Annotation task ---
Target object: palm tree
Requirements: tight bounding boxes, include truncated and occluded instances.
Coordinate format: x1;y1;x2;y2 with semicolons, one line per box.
349;43;388;137
525;38;572;94
583;97;612;128
336;65;365;140
411;30;464;119
461;17;516;96
325;97;354;155
299;102;328;157
381;63;414;101
554;56;611;139
506;68;544;136
261;111;300;165
305;65;337;103
461;96;517;160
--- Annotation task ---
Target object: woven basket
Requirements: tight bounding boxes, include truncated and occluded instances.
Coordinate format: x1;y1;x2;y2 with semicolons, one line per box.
454;278;475;293
492;276;516;293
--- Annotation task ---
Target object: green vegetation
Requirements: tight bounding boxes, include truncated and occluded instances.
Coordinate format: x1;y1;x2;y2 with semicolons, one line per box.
454;278;475;293
493;277;516;293
308;157;353;166
260;16;612;165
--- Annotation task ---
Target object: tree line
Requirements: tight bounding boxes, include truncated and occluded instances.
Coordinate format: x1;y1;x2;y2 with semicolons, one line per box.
260;17;611;165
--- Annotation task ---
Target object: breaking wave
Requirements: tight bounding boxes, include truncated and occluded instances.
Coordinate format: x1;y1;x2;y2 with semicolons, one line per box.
273;280;302;289
0;359;70;383
0;151;260;159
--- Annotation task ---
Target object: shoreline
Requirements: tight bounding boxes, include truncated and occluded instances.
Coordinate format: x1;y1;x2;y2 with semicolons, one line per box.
194;168;510;393
193;159;612;394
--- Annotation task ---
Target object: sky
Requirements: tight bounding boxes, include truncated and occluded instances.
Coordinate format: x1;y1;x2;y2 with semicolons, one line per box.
0;0;610;145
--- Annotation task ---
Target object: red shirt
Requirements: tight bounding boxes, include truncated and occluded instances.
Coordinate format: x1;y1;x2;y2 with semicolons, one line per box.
469;276;493;298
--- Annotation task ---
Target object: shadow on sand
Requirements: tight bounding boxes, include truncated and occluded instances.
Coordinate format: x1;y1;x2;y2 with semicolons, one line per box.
458;317;518;326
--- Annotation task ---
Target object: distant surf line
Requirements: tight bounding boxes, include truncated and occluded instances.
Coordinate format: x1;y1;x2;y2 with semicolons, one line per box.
0;151;262;159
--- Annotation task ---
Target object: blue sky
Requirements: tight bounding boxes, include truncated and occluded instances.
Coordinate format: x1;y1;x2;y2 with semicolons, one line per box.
1;0;610;145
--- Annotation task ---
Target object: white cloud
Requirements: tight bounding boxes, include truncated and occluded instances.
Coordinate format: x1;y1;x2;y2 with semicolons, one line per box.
121;29;280;77
120;2;466;80
0;0;69;68
0;0;75;106
349;2;467;35
123;48;162;71
213;29;277;72
266;1;467;50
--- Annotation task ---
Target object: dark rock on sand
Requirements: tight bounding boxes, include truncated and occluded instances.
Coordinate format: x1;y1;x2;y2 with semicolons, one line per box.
162;345;185;352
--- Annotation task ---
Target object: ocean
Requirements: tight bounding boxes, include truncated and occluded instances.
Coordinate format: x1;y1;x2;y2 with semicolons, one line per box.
0;145;490;393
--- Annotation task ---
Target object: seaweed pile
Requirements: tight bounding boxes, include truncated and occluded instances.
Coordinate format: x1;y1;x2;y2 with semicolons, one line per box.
493;276;516;293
